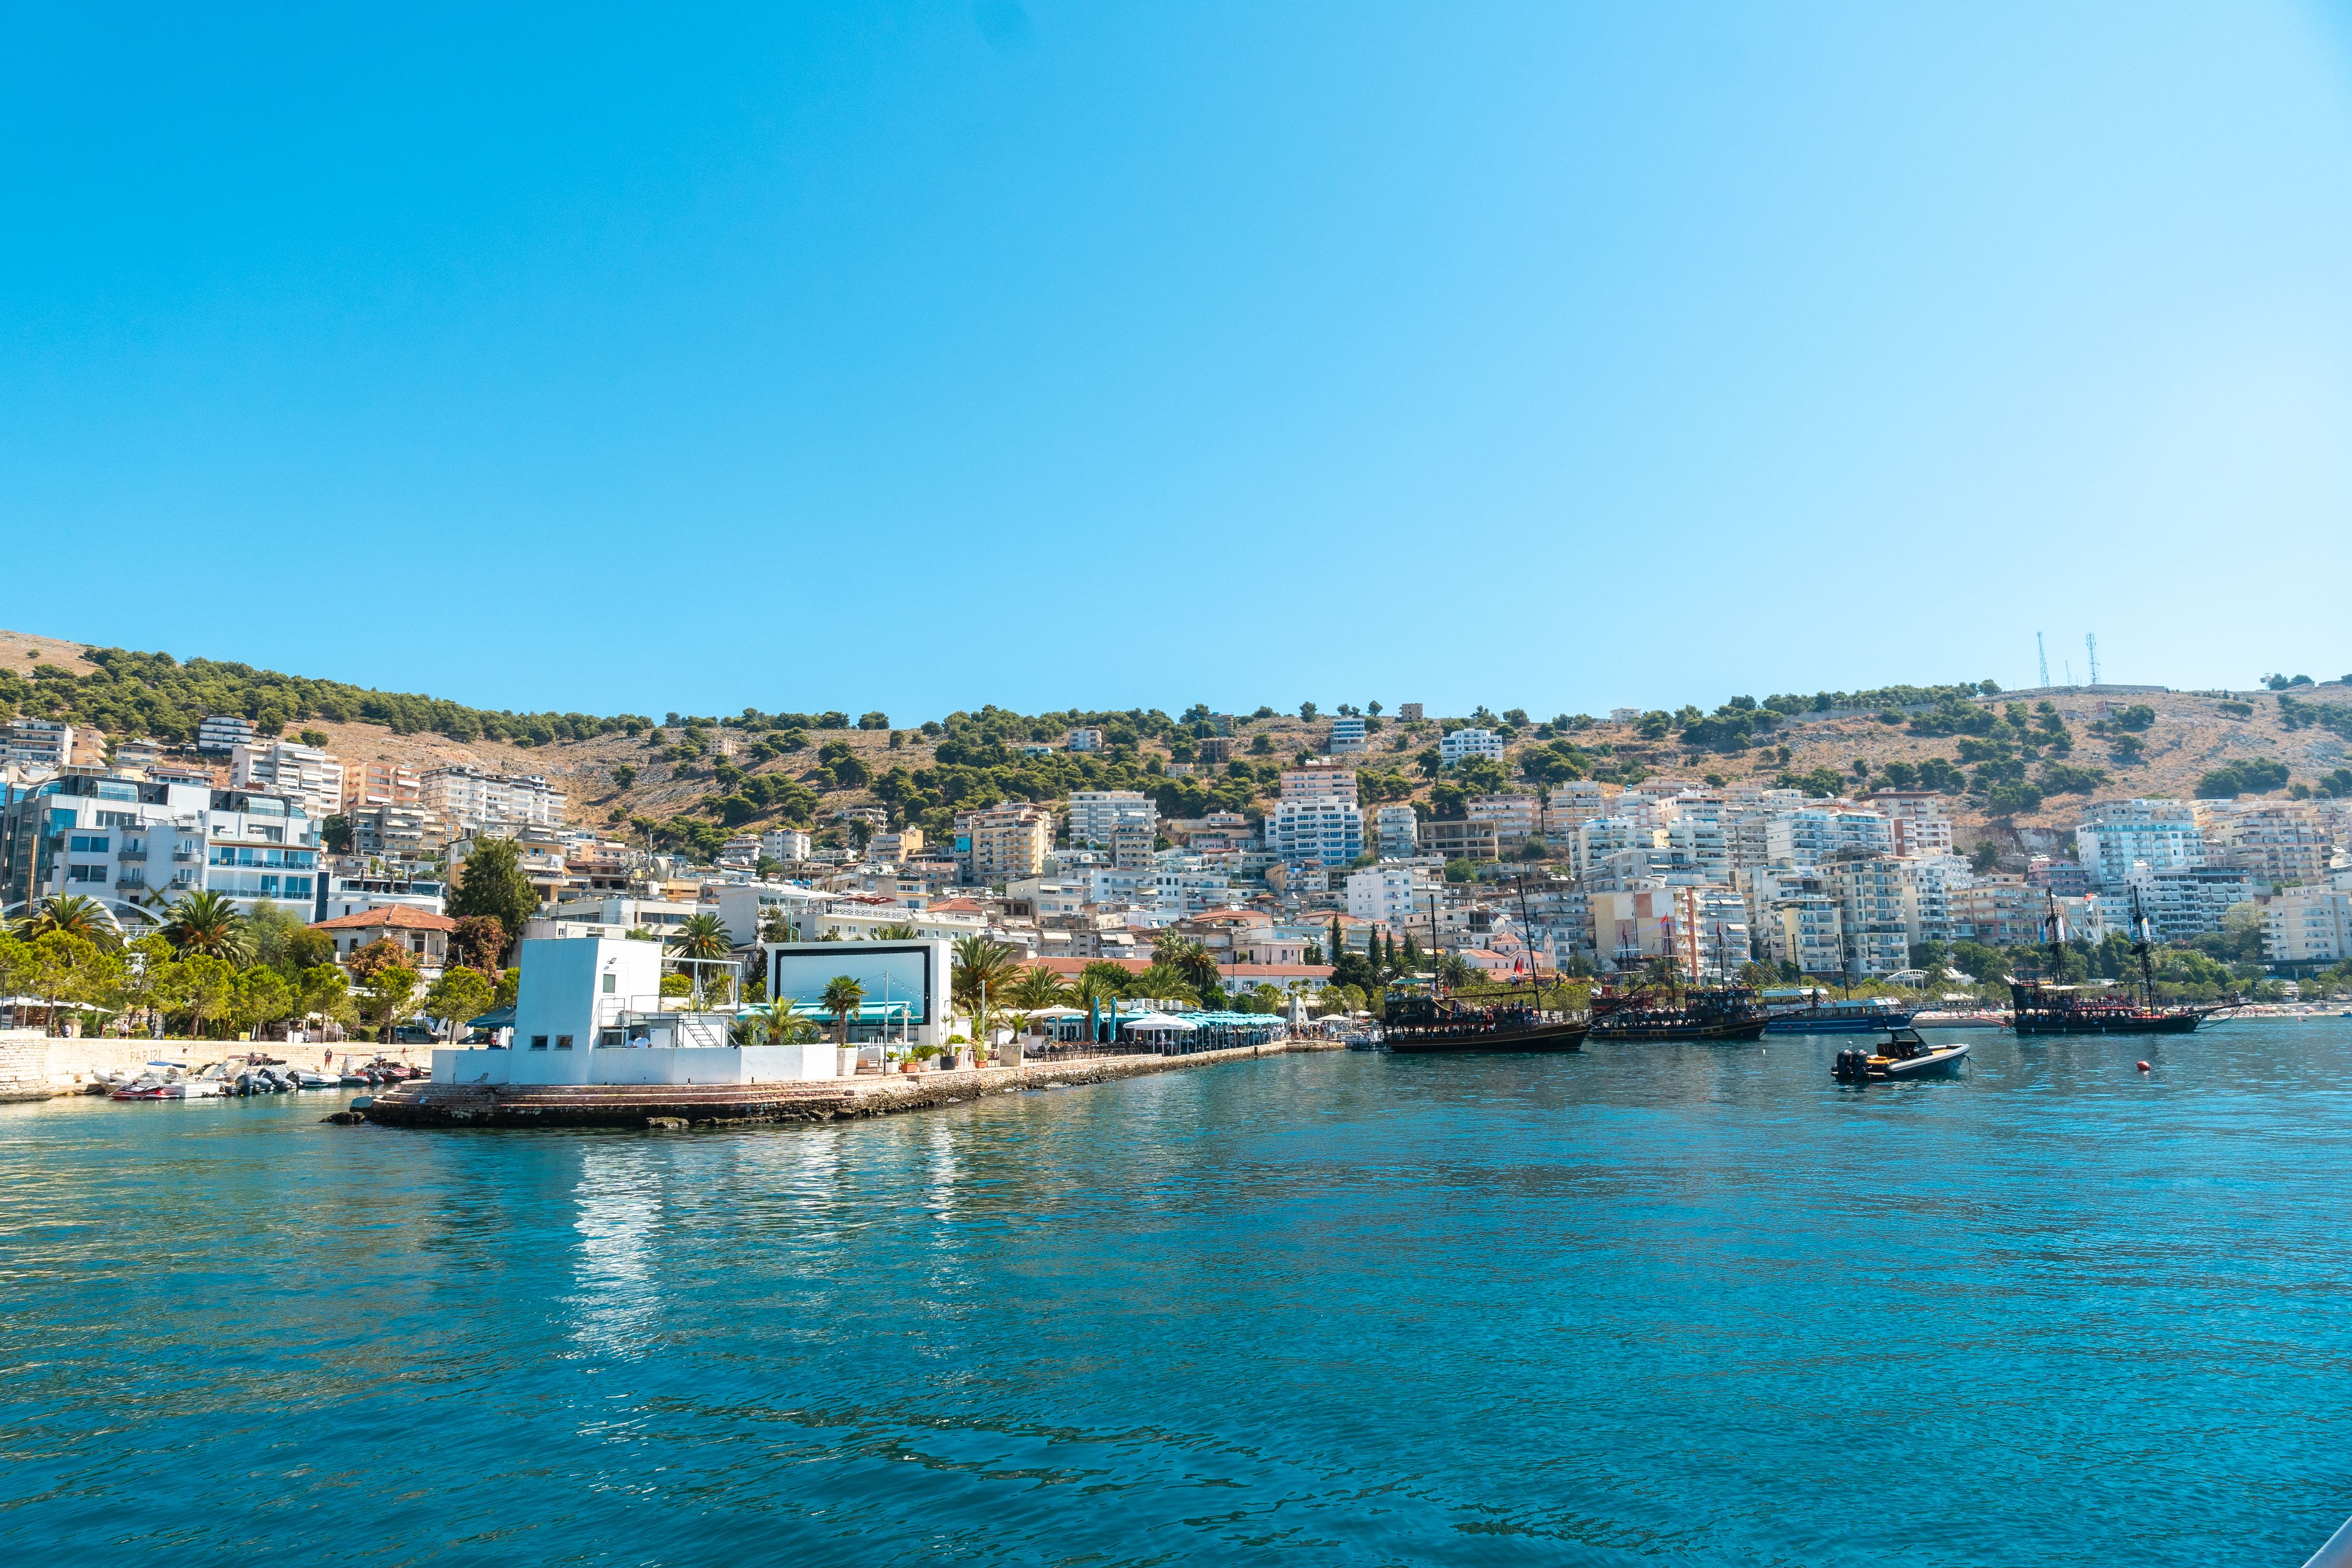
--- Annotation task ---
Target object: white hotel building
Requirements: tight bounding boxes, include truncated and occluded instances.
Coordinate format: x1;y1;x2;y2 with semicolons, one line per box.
1;772;323;923
420;764;567;833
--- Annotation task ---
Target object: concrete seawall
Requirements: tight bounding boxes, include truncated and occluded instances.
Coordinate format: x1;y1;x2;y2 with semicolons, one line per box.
364;1038;1346;1130
0;1033;440;1099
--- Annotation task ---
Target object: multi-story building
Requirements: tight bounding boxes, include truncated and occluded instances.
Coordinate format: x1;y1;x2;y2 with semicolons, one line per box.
2026;856;2092;899
1467;792;1541;853
418;764;567;833
1763;809;1892;867
1660;801;1733;887
1422;818;1499;865
1897;854;1969;946
866;827;924;862
1869;791;1958;859
196;714;257;755
1065;727;1105;753
2263;885;2352;965
1572;816;1662;881
1768;894;1845;976
1065;790;1158;847
1328;716;1367;753
1278;764;1358;805
1398;703;1424;722
2076;799;2203;890
1827;856;1912;978
1375;803;1419;858
349;801;446;859
2203;801;2330;889
4;718;73;769
761;827;813;862
1439;728;1505;767
343;761;422;810
957;805;1053;884
1264;797;1365;868
315;873;446;923
230;740;345;822
1950;876;2040;946
1542;781;1618;842
1110;821;1156;871
1346;863;1435;927
0;772;322;922
2127;864;2255;941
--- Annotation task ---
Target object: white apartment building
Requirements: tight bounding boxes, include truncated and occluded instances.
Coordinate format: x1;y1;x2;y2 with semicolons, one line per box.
2263;884;2352;964
1263;797;1364;867
1279;764;1359;804
419;764;567;832
1066;790;1158;846
1439;728;1506;767
956;804;1053;883
761;827;813;862
1329;715;1367;753
2125;864;2254;941
2077;799;2204;890
1898;854;1970;945
1660;804;1733;887
4;718;73;769
1763;809;1892;867
1572;816;1662;882
1346;863;1434;926
350;801;444;858
230;740;346;822
197;714;257;755
1542;782;1618;841
1375;803;1419;858
1066;727;1104;752
1;773;323;922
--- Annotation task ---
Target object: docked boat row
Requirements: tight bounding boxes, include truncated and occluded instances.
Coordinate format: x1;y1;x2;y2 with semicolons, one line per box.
96;1058;428;1101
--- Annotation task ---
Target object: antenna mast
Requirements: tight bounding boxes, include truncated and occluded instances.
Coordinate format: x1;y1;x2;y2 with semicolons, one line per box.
2037;632;2049;689
2085;633;2100;687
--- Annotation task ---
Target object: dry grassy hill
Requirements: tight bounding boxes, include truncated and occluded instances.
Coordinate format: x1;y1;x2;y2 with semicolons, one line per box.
6;627;2346;853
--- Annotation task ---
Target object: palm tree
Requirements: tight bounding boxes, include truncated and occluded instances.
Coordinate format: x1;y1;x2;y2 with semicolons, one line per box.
160;889;252;961
1003;964;1071;1013
951;933;1018;1018
757;1001;821;1044
870;921;921;940
669;912;734;960
1132;962;1200;1008
820;974;865;1045
668;913;734;1008
15;894;122;951
1153;934;1223;997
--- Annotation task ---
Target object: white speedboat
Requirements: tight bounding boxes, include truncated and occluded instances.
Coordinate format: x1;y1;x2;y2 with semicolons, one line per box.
110;1063;225;1100
1832;1028;1972;1084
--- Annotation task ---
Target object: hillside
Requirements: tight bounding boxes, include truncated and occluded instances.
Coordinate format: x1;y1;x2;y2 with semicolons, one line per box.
5;628;2348;857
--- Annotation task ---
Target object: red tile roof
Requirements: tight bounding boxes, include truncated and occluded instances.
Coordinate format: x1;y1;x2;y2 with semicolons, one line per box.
311;906;456;932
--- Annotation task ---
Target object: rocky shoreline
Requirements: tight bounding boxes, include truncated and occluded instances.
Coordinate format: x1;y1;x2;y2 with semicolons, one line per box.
361;1037;1344;1130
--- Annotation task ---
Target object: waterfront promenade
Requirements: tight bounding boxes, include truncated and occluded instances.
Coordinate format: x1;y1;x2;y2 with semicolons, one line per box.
363;1035;1346;1129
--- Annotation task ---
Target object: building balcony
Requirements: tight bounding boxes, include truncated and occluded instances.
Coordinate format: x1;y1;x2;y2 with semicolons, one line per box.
118;846;147;861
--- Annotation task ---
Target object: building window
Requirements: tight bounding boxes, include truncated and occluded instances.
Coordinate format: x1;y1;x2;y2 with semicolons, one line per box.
556;1035;574;1050
530;1035;549;1050
68;835;109;853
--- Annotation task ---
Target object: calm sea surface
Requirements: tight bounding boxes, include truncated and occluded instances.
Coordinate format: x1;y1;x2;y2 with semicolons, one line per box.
5;1022;2352;1566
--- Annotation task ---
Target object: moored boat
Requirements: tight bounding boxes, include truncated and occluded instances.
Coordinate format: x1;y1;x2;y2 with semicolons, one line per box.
1383;995;1587;1053
1762;993;1917;1034
1831;1028;1971;1082
1588;985;1769;1043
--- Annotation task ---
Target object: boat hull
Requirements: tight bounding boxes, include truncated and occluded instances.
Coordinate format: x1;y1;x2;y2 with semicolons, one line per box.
1877;1044;1970;1078
1589;1019;1768;1044
2011;1012;2204;1036
1764;1012;1917;1035
1385;1020;1589;1054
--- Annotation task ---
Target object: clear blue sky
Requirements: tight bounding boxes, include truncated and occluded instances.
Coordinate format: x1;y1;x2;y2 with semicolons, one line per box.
6;3;2351;723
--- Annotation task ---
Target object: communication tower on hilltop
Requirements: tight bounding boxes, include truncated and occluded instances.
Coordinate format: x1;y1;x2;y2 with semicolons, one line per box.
2037;633;2049;689
2086;633;2100;687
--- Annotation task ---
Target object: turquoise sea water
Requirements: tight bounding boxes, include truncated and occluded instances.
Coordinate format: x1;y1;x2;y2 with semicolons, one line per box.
5;1022;2352;1566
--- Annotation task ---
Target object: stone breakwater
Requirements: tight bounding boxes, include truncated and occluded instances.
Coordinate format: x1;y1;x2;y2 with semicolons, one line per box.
363;1038;1345;1130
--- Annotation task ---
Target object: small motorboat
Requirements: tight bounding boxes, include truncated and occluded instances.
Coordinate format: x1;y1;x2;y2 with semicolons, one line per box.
290;1069;341;1090
1832;1027;1972;1084
110;1063;225;1100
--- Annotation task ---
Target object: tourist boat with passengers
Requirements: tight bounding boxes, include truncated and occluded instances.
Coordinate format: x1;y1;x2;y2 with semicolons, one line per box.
2009;892;2239;1036
1831;1027;1971;1082
1587;984;1770;1043
1381;993;1591;1054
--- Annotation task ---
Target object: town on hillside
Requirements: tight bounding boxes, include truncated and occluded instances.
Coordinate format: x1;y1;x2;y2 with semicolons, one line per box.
4;631;2351;1038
